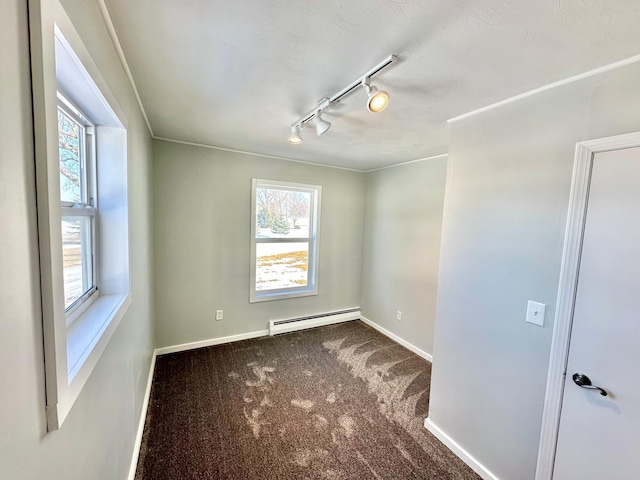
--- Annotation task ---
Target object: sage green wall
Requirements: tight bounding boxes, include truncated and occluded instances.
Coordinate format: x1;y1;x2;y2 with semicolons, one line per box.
361;159;447;356
0;1;154;479
429;61;640;480
153;140;365;348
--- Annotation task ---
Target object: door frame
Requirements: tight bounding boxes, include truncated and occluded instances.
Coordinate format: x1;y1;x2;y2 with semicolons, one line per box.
535;131;640;480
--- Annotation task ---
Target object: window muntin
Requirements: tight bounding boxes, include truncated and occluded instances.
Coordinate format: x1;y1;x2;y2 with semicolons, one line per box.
251;180;321;302
58;98;97;314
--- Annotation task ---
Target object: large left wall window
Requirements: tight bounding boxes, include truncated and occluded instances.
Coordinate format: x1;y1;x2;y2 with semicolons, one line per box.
30;0;130;430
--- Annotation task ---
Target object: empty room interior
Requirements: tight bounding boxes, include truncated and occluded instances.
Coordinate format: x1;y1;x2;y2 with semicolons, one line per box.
3;0;640;479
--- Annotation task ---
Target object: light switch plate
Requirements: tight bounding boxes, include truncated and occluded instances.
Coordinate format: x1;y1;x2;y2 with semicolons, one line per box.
526;301;546;326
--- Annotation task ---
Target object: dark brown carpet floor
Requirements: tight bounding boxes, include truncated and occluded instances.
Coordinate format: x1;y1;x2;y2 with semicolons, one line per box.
135;320;480;480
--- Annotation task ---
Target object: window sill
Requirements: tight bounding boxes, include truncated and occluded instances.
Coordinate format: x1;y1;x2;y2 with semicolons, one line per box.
251;288;317;303
67;293;130;382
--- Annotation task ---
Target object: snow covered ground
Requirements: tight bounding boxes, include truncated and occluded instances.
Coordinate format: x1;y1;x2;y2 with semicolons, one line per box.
256;246;308;291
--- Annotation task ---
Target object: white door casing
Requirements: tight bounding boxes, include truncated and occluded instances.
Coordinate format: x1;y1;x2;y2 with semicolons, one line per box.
553;146;640;479
536;132;640;480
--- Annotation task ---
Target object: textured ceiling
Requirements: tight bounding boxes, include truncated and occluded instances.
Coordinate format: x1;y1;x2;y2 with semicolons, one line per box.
103;0;640;170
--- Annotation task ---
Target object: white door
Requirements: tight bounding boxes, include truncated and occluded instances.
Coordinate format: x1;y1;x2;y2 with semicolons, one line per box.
553;146;640;479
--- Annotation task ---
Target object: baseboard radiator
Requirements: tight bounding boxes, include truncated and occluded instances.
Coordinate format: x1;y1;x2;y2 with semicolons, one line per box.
269;308;361;336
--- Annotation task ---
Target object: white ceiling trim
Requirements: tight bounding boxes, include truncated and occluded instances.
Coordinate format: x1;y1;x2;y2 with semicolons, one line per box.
364;153;448;173
448;52;640;124
153;137;365;172
97;0;153;136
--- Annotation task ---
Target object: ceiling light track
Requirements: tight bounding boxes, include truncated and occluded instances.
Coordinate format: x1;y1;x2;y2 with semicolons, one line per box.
288;54;397;144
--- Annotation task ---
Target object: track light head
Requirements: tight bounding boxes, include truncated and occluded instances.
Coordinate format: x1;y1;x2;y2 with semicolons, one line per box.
367;86;390;113
288;125;303;144
311;112;331;136
363;78;390;113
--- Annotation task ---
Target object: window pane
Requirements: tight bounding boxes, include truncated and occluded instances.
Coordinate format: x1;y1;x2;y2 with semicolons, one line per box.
256;242;309;291
58;108;83;203
62;216;93;309
256;188;311;239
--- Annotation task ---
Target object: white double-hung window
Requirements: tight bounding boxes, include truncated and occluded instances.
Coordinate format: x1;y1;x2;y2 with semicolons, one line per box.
58;96;98;315
30;0;130;430
250;179;321;302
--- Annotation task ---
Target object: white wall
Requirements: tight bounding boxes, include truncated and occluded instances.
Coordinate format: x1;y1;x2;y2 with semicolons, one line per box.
361;159;447;356
429;60;640;480
153;140;365;348
0;1;154;479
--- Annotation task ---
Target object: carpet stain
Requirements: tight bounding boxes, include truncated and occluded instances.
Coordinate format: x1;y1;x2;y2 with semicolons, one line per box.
291;398;315;410
321;469;346;479
244;407;268;439
313;414;329;430
331;415;357;445
337;415;356;438
245;365;276;388
292;447;329;467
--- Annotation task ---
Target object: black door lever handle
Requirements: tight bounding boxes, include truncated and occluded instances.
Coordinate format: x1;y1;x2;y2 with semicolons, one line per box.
572;373;608;396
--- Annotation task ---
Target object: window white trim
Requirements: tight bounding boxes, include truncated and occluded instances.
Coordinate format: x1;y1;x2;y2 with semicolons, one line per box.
29;0;130;431
250;178;321;303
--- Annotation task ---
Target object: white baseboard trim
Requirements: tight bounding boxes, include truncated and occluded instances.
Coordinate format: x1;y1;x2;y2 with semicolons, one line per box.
127;350;157;480
154;329;269;356
424;417;500;480
360;316;433;362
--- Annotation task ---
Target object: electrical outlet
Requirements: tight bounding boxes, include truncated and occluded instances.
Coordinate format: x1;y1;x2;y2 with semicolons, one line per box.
396;310;402;321
216;310;223;321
